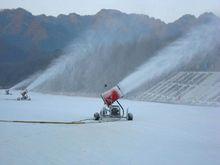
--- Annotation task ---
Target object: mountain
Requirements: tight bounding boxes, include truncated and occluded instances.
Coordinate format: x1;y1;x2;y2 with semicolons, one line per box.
0;8;92;87
0;8;92;62
0;8;219;90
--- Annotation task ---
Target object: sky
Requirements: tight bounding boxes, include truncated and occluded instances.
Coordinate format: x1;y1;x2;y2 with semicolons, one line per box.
1;0;219;22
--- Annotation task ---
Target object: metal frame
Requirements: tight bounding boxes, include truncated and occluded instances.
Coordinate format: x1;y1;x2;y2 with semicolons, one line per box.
98;101;129;120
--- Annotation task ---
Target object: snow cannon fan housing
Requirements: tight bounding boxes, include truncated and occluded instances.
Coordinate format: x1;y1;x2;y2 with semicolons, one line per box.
101;86;123;107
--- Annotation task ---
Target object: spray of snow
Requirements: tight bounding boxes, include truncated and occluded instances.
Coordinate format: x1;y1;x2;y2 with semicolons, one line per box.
10;72;42;90
27;27;139;92
118;21;220;94
27;41;92;91
21;19;220;95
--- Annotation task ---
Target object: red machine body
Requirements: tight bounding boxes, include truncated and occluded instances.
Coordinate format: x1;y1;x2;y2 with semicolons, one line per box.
101;85;123;107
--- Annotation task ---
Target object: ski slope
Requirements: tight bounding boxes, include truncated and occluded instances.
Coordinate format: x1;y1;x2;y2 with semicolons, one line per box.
0;90;220;165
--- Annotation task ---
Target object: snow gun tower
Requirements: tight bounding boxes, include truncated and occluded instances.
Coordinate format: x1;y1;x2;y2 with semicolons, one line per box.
94;85;133;121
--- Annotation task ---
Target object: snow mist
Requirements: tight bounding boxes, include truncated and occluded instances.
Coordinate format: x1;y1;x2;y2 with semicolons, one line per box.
118;21;220;95
27;30;108;92
11;72;41;90
26;12;157;94
27;22;144;93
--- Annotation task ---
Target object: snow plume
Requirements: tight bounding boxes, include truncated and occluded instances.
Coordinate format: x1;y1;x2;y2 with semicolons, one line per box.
27;32;99;91
118;20;220;95
10;72;41;90
27;22;144;93
27;44;86;91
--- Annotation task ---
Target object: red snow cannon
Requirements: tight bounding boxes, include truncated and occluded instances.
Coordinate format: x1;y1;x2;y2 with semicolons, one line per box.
101;85;123;107
94;85;133;121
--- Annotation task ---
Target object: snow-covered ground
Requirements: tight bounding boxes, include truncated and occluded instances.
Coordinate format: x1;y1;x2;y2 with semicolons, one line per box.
0;90;220;165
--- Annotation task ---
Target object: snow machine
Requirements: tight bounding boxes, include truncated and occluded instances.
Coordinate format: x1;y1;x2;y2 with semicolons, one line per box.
94;85;133;121
17;89;31;101
17;95;31;101
5;89;12;95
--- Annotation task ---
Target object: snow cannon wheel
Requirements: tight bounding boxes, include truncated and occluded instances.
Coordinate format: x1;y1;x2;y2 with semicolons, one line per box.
127;113;133;120
94;112;100;120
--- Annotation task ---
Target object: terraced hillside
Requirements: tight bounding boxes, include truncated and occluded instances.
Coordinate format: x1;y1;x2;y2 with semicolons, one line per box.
138;72;220;106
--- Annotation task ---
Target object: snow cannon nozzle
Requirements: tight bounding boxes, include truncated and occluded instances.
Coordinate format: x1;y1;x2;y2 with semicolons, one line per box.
101;85;123;107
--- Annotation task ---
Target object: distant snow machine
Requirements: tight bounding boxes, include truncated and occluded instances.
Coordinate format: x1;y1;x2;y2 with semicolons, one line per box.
17;89;31;101
94;85;133;121
5;89;12;95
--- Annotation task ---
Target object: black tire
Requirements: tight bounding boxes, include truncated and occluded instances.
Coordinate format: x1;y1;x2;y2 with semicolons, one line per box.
127;113;133;120
94;112;100;120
